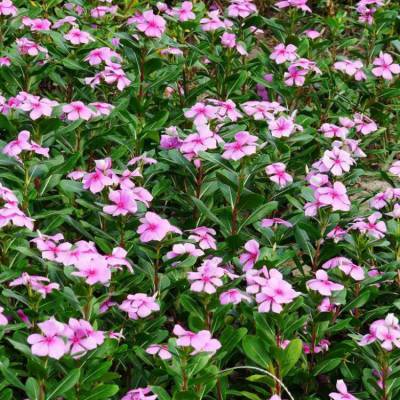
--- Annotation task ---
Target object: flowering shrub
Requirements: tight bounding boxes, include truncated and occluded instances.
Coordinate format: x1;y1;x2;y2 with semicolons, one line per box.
0;0;400;399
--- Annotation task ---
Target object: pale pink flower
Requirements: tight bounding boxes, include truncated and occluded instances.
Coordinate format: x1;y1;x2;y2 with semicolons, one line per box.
188;226;217;250
275;0;311;12
317;182;351;212
222;131;257;160
90;102;114;117
334;59;366;80
63;101;93;121
270;43;298;64
52;16;77;29
85;47;122;65
372;52;400;80
138;212;181;242
0;306;8;325
221;32;236;48
106;247;133;272
387;203;400;218
72;256;111;285
64;28;94;45
184;102;218;125
119;293;160;319
266;162;293;187
239;239;260;271
389;160;400;177
261;218;292;228
19;96;58;120
304;29;321;39
228;0;257;18
326;226;347;242
2;130;31;157
180;125;218;155
220;289;250;305
211;99;242;122
329;380;359;400
350;212;387;239
146;344;172;360
242;100;285;120
173;324;197;346
27;318;68;359
103;65;131;91
22;17;51;32
320;123;348;139
322;147;355;176
16;38;48;56
136;10;166;38
103;189;137;216
64;318;104;358
268;116;295;138
322;257;365;281
307;270;344;296
200;10;226;31
353;113;378;135
174;1;195;21
0;0;17;16
190;330;221;355
188;257;226;294
166;243;204;259
0;56;11;67
121;387;157;400
284;65;307;86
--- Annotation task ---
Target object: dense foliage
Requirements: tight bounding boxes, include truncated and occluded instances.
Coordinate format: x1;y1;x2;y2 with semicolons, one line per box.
0;0;400;399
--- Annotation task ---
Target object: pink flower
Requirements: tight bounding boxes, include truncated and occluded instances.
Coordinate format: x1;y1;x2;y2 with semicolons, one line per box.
275;0;311;12
270;43;298;64
268;116;295;138
221;32;236;48
0;56;11;67
103;65;131;91
389;160;400;177
372;52;400;80
200;10;226;31
320;123;348;139
322;257;365;280
242;100;284;120
284;65;308;86
146;344;172;360
261;218;292;228
64;28;94;45
329;380;359;400
138;211;181;242
317;182;351;212
266;162;293;187
2;130;31;157
350;212;387;239
166;243;204;259
121;387;157;400
85;47;122;65
136;10;166;38
63;101;93;121
188;257;226;294
16;38;47;56
174;1;195;21
188;226;217;250
184;102;218;126
0;306;8;325
103;189;137;216
190;330;221;355
228;0;257;18
119;293;160;319
0;0;17;17
322;147;355;176
27;318;68;359
180;125;218;156
64;318;104;358
353;113;378;135
239;239;260;270
220;289;250;305
222;131;257;160
106;247;133;272
19;96;58;120
72;256;111;285
82;158;115;193
334;59;366;80
22;17;52;32
307;270;344;296
173;324;197;346
256;269;300;313
304;29;321;39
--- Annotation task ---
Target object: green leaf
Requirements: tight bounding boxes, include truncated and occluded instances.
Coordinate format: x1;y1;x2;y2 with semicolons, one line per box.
151;386;171;400
239;201;278;231
80;384;119;400
281;339;303;376
81;361;112;385
313;358;342;375
25;378;40;400
173;391;200;400
46;368;80;400
0;361;25;390
242;336;271;368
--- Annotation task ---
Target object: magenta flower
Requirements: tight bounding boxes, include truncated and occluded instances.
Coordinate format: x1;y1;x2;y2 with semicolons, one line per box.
19;96;58;120
85;47;122;66
266;163;293;187
372;52;400;80
350;212;387;239
63;101;93;121
270;43;298;64
136;10;166;38
184;102;218;126
64;28;94;45
27;318;68;359
268;116;295;138
137;211;181;242
322;257;365;281
317;182;351;212
228;0;257;18
180;125;218;155
103;189;137;216
239;239;260;271
119;293;160;319
307;270;344;296
174;1;195;21
261;218;293;229
2;130;31;157
190;330;222;355
146;344;172;360
284;65;308;86
222;131;257;160
320;123;348;139
329;380;359;400
200;10;226;31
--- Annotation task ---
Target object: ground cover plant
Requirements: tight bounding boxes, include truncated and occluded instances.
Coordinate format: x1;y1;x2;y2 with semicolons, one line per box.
0;0;400;399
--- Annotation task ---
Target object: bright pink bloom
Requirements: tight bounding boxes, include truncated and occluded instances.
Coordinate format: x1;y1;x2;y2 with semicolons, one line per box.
85;47;122;65
220;289;250;305
320;123;348;139
72;255;111;285
261;218;293;228
188;226;217;250
307;270;344;296
188;257;226;294
322;257;365;281
275;0;311;12
268;116;296;138
166;243;204;259
0;306;7;325
138;212;181;242
0;0;17;16
284;65;308;86
119;293;160;319
27;318;68;359
317;182;351;211
190;330;221;355
372;52;400;80
121;387;157;400
184;102;218;126
222;131;257;160
322;147;355;176
174;1;195;21
2;130;31;157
